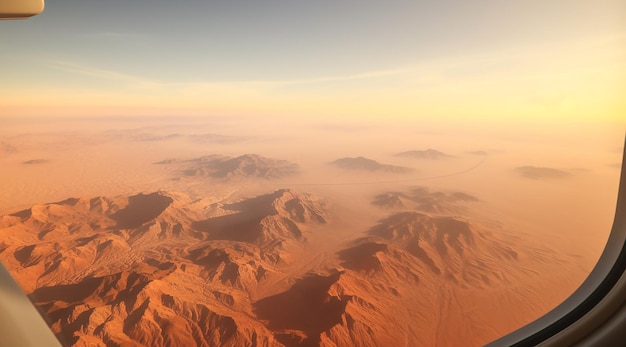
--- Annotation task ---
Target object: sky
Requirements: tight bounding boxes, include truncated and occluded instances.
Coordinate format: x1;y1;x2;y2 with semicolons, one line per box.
1;0;625;123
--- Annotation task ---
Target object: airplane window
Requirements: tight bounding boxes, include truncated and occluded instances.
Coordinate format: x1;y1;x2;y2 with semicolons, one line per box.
1;1;624;346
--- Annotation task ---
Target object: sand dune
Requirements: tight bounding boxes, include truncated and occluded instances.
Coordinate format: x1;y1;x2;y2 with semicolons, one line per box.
330;156;413;173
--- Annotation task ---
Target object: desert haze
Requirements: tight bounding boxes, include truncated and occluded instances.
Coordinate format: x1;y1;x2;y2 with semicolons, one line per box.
0;117;622;347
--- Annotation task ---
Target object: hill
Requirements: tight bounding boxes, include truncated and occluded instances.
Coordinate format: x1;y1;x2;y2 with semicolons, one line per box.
157;154;299;179
330;156;413;173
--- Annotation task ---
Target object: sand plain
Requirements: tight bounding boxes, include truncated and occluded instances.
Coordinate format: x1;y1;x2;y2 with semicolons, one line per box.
0;117;622;346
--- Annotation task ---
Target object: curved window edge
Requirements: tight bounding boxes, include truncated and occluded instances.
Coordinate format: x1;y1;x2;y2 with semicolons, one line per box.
487;134;626;347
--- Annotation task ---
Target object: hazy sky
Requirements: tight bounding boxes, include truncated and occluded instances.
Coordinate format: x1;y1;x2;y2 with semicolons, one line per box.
1;0;625;122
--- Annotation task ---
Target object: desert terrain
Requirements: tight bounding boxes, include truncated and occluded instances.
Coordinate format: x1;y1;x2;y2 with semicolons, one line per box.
0;117;622;347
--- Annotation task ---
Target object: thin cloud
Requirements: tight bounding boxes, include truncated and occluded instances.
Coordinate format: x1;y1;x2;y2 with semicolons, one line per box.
41;32;626;97
46;60;163;89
